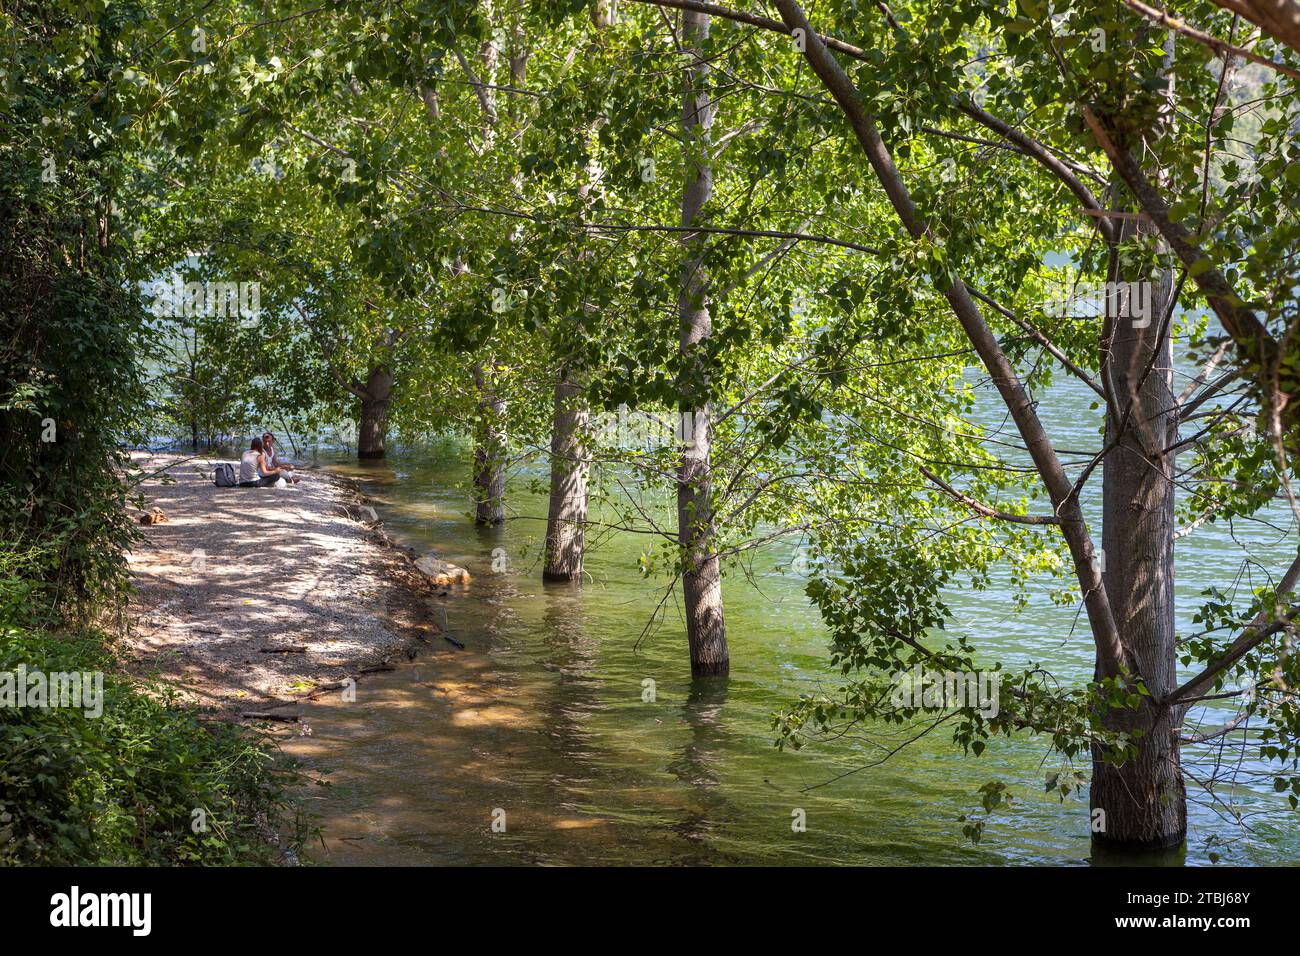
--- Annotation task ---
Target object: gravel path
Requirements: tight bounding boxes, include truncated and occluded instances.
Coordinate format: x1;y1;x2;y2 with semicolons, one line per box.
125;452;441;711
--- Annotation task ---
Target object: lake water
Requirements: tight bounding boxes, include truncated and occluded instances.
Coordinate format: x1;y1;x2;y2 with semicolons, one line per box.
278;372;1298;866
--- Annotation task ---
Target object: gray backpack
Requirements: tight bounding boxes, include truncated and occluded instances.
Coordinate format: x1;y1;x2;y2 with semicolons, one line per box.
214;463;236;487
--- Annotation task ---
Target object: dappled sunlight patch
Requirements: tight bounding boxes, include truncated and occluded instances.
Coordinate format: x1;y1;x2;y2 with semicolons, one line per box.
448;699;533;728
552;817;608;830
124;455;426;710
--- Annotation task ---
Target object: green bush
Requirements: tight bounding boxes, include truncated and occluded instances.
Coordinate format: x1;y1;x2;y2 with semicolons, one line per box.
0;625;309;865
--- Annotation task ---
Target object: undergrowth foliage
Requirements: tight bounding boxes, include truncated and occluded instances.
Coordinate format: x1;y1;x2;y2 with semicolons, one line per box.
0;0;308;865
0;626;308;865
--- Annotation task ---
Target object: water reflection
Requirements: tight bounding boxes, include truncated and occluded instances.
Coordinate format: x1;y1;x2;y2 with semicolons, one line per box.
279;442;1300;866
535;580;604;791
665;678;732;850
1090;840;1187;867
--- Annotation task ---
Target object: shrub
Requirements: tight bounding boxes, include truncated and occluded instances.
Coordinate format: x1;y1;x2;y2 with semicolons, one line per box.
0;625;309;865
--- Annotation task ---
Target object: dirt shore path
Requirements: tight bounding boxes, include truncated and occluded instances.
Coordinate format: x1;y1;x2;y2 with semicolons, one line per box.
124;452;443;712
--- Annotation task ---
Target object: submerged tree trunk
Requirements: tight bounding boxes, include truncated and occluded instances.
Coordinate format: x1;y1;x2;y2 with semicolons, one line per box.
679;403;727;675
543;370;589;580
542;7;605;583
356;397;388;458
473;363;507;526
1092;57;1184;844
676;10;728;676
468;16;506;528
1092;256;1184;850
357;365;394;459
1091;34;1186;853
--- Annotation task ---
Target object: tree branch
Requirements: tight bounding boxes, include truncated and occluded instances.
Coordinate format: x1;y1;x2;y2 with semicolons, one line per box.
1208;0;1300;58
766;0;1130;678
1120;0;1300;80
918;464;1064;525
1167;550;1300;707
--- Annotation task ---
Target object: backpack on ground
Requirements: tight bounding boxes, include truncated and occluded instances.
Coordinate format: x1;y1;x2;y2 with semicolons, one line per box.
214;463;236;487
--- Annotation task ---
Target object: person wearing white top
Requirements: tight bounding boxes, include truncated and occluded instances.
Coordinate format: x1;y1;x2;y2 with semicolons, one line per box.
261;432;301;484
238;437;280;487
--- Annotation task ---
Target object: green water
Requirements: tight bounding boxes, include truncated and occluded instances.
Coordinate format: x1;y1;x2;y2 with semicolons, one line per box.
281;374;1297;866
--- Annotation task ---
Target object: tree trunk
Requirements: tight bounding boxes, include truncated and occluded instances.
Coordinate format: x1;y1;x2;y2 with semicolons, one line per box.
677;10;728;677
468;12;506;527
543;369;589;580
1091;235;1185;852
473;363;507;526
1091;32;1186;853
542;6;605;583
357;365;393;459
679;403;727;676
188;341;199;451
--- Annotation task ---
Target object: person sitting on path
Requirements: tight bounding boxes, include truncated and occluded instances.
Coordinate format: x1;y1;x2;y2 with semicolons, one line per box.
238;437;281;488
262;432;301;484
